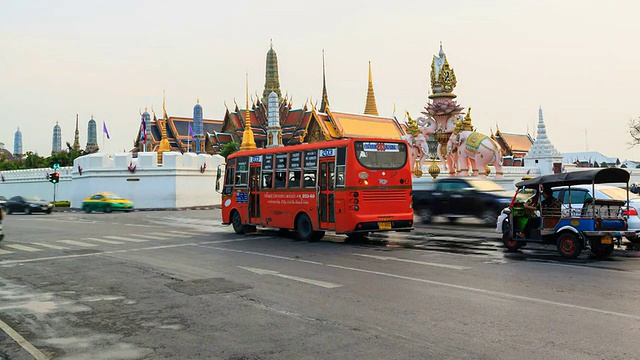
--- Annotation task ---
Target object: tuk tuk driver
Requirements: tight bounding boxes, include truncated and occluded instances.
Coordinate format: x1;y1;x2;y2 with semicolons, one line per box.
518;185;561;238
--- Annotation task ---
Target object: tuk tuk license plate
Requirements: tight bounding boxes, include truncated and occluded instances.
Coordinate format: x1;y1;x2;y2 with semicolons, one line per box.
601;235;612;245
378;221;392;230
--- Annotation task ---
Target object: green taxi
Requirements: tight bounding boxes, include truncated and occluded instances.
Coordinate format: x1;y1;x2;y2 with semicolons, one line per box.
81;192;134;213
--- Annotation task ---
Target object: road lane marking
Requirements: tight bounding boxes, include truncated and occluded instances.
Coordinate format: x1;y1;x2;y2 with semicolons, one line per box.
353;253;471;270
134;234;170;240
0;249;15;255
84;237;124;245
103;236;147;243
58;240;98;247
5;244;43;252
201;246;640;321
239;266;342;288
0;238;252;265
31;242;68;250
0;318;49;360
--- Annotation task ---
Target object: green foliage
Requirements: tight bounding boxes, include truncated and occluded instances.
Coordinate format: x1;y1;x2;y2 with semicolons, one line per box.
219;142;239;160
621;164;628;168
601;162;609;168
593;161;599;168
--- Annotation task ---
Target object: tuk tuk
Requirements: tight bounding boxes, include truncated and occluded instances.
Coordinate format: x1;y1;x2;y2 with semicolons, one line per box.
502;168;635;259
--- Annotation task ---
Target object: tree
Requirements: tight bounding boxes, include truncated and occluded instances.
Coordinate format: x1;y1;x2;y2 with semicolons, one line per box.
630;117;640;146
219;142;239;160
601;162;609;168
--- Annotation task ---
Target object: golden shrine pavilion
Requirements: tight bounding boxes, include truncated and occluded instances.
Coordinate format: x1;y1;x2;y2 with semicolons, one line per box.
133;42;404;155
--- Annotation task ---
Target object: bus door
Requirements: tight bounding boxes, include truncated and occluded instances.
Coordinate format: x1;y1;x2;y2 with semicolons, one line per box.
318;155;336;230
248;157;261;223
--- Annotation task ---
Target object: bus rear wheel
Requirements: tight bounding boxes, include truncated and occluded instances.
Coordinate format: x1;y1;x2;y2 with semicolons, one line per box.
231;210;245;235
296;213;314;241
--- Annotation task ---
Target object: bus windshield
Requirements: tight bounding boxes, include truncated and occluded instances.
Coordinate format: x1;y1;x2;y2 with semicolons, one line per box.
354;141;407;170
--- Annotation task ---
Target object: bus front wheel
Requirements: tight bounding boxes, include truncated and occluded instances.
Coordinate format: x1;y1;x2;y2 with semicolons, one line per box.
231;210;245;235
296;213;314;241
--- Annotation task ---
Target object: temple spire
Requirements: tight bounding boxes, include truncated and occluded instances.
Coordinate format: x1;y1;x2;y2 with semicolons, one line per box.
262;41;282;104
240;73;257;151
320;49;330;112
364;61;378;116
73;114;80;151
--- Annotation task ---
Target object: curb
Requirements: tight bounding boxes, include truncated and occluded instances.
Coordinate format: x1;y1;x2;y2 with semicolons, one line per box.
57;205;222;213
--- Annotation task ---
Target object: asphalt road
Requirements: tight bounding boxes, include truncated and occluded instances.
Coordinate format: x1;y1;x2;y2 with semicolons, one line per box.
1;210;639;360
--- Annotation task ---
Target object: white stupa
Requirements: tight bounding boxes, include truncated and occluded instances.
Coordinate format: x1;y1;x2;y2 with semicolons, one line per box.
524;107;563;175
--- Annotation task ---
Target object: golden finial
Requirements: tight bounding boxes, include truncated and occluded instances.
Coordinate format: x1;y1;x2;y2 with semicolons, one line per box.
240;72;257;151
197;97;200;104
91;114;94;119
406;111;420;137
162;90;167;120
17;126;20;130
461;107;473;131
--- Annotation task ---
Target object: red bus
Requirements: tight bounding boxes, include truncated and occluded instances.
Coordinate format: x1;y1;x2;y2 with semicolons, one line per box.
219;137;414;241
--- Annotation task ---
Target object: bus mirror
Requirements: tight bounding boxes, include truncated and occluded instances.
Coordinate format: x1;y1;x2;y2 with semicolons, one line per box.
215;165;223;193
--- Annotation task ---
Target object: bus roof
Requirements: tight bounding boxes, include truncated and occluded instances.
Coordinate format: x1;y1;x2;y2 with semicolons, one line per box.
227;137;407;159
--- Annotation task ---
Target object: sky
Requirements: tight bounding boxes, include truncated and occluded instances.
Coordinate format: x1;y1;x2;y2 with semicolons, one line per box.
1;0;639;160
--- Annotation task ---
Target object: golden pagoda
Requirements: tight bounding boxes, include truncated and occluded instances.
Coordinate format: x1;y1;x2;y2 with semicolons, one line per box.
239;74;257;151
157;92;172;163
364;61;379;116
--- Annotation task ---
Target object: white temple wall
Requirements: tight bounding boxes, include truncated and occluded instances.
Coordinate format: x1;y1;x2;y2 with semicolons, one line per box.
0;167;73;202
0;152;225;209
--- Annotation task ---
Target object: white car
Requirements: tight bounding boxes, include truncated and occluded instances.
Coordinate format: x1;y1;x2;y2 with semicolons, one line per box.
497;185;640;241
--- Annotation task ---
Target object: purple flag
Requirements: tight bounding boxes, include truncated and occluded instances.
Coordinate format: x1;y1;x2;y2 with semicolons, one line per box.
189;123;194;140
141;115;147;144
103;121;110;140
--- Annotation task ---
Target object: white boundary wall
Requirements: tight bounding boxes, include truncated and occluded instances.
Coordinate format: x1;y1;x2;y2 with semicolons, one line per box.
0;152;225;209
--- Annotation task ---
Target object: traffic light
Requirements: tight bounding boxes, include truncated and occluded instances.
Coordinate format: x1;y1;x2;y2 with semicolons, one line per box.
50;172;60;184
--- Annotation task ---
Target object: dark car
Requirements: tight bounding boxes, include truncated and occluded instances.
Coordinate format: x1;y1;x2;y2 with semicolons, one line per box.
0;205;4;241
5;196;53;215
412;177;513;225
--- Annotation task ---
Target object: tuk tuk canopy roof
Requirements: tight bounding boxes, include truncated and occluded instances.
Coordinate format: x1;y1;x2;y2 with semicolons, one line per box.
515;168;630;189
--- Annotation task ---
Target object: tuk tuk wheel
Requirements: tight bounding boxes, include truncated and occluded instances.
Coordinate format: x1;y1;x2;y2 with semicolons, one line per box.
557;233;582;259
502;232;523;252
591;245;614;259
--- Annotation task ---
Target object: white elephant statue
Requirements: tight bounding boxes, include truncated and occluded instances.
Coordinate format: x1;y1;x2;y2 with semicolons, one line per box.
401;133;428;176
416;114;463;174
448;130;504;178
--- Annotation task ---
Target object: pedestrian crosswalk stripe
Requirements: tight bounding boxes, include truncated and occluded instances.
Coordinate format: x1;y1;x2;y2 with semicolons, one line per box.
0;249;14;255
6;244;43;252
103;236;147;243
84;237;123;245
133;234;169;240
58;240;98;247
164;233;192;238
32;242;68;250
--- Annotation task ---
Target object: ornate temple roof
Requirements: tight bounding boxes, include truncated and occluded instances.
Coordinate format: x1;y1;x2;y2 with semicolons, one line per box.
329;111;403;139
491;125;533;158
134;115;225;154
525;107;562;159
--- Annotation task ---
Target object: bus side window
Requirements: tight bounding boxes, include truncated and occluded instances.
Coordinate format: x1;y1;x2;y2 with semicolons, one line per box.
274;171;286;188
303;171;316;188
262;172;273;189
223;167;235;195
336;167;345;187
288;170;301;188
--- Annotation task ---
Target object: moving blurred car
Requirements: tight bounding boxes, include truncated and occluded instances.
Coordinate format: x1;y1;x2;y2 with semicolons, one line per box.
81;192;134;213
5;196;53;214
412;177;513;225
0;205;4;241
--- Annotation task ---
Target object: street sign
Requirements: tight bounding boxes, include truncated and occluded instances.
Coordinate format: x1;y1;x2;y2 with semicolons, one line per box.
53;163;60;169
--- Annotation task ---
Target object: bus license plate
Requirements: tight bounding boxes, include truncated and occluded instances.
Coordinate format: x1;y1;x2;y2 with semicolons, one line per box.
601;236;612;244
378;221;392;230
